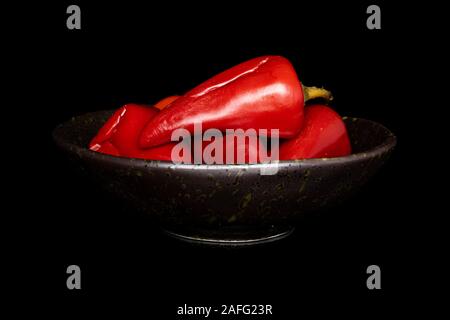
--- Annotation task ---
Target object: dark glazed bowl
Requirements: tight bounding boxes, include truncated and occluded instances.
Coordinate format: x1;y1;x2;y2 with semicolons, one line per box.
53;110;396;245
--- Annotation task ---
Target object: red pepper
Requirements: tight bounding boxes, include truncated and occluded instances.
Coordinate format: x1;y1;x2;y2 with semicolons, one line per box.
89;104;174;160
139;56;331;149
279;104;351;159
153;95;180;110
90;104;158;155
201;134;267;164
138;142;185;162
89;106;129;149
110;104;158;156
90;140;120;157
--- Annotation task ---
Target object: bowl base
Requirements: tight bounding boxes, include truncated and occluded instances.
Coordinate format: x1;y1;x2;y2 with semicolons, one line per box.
162;225;295;246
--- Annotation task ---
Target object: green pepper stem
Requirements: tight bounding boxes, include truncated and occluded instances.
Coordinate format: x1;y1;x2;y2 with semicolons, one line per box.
303;85;333;103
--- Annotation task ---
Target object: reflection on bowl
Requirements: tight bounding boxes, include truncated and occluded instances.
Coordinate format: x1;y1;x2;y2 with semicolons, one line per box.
53;110;396;246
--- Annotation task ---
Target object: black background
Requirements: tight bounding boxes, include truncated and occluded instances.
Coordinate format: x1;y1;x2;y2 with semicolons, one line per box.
7;0;442;317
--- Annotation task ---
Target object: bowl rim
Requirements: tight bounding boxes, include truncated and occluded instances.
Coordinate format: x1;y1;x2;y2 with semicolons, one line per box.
53;112;397;170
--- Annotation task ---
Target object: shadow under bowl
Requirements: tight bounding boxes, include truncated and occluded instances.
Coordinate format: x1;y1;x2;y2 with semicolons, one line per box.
53;110;396;246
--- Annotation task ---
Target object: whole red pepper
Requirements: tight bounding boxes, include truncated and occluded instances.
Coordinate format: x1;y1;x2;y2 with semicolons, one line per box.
139;56;331;149
279;104;351;159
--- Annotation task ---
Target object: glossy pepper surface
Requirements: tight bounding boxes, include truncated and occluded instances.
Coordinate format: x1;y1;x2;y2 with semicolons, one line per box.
279;104;351;159
90;104;157;154
139;56;331;149
89;103;184;161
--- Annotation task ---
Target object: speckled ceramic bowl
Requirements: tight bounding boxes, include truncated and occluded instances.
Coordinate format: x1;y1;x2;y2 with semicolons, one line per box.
53;110;396;245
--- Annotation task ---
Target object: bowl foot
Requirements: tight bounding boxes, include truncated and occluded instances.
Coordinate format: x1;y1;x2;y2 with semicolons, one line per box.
162;225;295;246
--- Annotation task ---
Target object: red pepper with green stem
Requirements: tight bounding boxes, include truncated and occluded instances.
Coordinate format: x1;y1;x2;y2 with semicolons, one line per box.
139;55;332;149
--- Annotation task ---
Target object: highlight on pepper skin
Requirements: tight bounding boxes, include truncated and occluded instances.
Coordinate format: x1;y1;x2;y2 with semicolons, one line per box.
89;55;352;164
